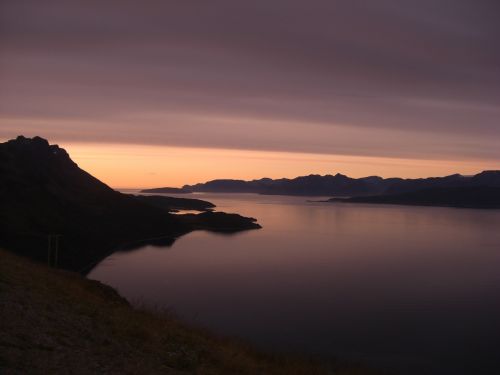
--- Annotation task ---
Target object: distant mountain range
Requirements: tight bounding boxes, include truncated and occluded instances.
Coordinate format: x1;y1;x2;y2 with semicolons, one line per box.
170;171;500;197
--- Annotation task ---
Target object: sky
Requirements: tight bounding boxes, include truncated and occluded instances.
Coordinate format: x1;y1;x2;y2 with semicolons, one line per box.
1;0;499;188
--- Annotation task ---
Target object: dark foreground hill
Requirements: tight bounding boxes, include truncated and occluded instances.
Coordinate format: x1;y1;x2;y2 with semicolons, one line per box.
0;136;259;272
329;186;500;209
0;249;379;375
179;171;500;197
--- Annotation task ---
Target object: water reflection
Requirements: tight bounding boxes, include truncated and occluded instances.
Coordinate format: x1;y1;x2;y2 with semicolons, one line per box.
89;193;500;375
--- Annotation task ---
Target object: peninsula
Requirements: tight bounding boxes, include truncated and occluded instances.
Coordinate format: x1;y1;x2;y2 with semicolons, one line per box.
0;136;261;272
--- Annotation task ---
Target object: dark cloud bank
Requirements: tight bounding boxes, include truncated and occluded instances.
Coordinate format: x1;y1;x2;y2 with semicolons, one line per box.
1;0;499;161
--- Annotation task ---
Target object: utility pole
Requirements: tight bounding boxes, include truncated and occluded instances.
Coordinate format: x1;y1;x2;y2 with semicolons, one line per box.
54;234;60;268
47;234;62;268
47;235;52;267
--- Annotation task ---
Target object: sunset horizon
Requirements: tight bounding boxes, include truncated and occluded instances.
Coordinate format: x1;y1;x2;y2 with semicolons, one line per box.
2;1;499;190
2;135;499;189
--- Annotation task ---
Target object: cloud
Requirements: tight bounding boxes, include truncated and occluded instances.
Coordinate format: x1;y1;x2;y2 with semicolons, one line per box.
1;0;499;161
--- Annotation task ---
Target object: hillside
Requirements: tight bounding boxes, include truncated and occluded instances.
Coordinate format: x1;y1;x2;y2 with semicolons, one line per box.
0;249;377;375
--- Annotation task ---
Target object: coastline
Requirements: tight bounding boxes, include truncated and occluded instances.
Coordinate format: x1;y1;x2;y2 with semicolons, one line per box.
0;249;379;375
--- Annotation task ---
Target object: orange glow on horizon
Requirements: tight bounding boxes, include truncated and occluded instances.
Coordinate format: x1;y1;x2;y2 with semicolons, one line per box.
61;143;500;189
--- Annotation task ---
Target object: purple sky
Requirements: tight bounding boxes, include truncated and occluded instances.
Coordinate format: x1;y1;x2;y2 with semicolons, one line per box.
1;0;499;164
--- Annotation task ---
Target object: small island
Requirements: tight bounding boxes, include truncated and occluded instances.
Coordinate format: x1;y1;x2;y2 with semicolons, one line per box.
140;187;192;194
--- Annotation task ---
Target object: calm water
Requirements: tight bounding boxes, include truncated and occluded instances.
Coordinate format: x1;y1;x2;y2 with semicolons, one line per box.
89;193;500;374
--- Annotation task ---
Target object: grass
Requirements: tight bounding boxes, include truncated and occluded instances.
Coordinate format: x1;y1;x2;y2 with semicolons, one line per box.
0;249;382;375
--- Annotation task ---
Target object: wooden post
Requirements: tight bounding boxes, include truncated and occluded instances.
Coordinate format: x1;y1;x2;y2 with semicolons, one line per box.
47;234;62;268
47;235;52;267
54;235;60;268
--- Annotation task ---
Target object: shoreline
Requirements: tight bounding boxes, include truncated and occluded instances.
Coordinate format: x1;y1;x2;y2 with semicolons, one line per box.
0;248;380;375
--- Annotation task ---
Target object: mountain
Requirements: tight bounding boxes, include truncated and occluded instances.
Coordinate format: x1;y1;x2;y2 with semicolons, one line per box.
0;136;259;272
183;174;390;196
329;186;500;209
180;171;500;197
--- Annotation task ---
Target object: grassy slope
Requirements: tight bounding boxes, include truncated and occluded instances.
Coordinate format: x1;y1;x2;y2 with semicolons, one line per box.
0;250;379;375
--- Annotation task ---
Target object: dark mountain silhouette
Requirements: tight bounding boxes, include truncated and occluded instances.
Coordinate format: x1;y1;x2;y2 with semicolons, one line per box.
329;186;500;209
470;170;500;186
0;136;260;272
183;174;390;196
383;174;470;194
181;171;500;197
